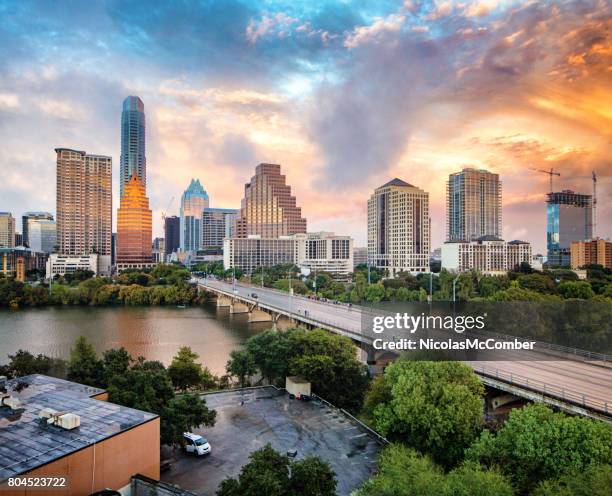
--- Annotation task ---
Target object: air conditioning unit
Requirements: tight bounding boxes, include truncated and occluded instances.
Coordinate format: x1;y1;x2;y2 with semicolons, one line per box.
1;394;21;410
38;409;81;430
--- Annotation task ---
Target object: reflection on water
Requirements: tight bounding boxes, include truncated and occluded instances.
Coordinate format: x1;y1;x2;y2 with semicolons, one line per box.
0;305;269;375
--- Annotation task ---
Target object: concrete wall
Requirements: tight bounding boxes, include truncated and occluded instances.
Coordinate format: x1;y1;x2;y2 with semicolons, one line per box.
1;417;160;496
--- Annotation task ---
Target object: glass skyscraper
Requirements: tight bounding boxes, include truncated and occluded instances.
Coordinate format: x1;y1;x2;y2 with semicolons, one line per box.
120;96;146;197
180;179;209;252
547;190;592;266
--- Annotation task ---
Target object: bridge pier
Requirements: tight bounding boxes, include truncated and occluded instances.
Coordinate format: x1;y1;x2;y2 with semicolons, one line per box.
248;308;273;323
230;301;249;314
489;393;521;410
216;296;232;308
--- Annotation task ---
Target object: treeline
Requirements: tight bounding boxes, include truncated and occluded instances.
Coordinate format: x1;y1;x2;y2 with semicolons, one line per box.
0;264;199;308
0;339;219;446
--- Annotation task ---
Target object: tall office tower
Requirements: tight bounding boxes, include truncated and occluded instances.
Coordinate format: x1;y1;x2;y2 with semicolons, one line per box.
164;215;180;255
0;212;15;248
28;219;57;253
180;179;209;252
447;168;502;242
117;175;152;266
235;163;307;238
55;148;112;256
202;208;238;249
547;190;593;266
368;178;431;275
120;96;146;197
22;212;53;247
14;233;23;247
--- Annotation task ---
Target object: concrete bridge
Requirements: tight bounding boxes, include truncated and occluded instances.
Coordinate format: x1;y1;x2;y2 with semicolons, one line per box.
197;277;612;422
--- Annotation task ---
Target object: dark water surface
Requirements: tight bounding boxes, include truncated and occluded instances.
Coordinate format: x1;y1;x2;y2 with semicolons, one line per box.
0;305;269;375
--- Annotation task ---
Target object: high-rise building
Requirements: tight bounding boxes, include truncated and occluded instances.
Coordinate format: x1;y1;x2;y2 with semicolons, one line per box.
447;168;501;242
55;148;112;263
120;96;146;197
202;208;238;249
28;219;57;253
164;215;180;255
353;247;368;268
294;232;354;280
14;232;23;247
180;179;209;252
367;178;430;275
0;212;15;248
22;212;53;247
152;237;165;263
116;175;153;270
571;238;612;269
235;163;307;238
547;190;593;266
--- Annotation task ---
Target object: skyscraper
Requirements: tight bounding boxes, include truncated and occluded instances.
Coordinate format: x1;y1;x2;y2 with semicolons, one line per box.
368;178;430;275
55;148;112;258
180;179;209;252
22;212;53;247
202;208;238;249
164;215;180;256
28;219;57;253
0;212;15;248
446;168;501;242
547;190;593;266
235;163;306;238
120;96;146;197
116;175;152;268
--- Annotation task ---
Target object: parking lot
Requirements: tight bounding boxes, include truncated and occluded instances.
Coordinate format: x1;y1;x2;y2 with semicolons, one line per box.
160;387;381;495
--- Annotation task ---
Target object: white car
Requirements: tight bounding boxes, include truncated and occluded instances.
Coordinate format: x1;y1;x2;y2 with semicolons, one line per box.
183;432;211;456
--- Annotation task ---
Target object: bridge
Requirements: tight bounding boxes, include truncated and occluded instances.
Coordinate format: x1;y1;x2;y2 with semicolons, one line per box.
197;277;612;422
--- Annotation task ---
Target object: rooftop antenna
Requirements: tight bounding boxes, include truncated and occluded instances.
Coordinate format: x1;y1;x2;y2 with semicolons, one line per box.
531;168;561;193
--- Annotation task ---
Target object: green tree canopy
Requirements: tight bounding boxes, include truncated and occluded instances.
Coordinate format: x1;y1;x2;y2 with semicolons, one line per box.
226;349;256;388
168;346;217;391
67;336;103;387
368;359;484;467
466;403;612;493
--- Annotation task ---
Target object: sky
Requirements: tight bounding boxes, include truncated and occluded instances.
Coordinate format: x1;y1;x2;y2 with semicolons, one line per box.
0;0;610;253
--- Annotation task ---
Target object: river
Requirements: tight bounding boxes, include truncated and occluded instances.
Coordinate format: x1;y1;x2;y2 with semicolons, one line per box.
0;305;270;375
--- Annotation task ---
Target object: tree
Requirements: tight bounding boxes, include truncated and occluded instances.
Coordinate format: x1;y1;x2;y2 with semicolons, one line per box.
557;280;595;299
354;444;513;496
466;403;612;493
4;350;66;378
168;346;211;391
289;456;337;496
370;360;484;467
161;393;217;446
67;336;103;386
226;349;256;387
245;330;293;385
531;464;612;496
216;444;336;496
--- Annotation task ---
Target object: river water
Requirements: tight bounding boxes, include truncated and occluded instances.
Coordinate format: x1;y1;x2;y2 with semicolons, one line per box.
0;305;270;375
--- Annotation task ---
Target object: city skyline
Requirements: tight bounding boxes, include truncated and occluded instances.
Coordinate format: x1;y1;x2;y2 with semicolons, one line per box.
0;0;610;253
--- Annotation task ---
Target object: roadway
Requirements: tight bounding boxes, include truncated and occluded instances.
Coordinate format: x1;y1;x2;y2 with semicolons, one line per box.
198;278;612;418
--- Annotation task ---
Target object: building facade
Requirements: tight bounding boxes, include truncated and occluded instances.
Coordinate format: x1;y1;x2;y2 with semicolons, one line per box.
441;236;532;274
223;236;297;274
235;163;307;238
0;212;15;248
295;232;354;280
164;215;180;256
116;175;153;270
353;247;368;268
0;247;47;281
152;237;165;263
547;190;593;266
120;96;146;197
571;238;612;269
46;253;101;279
202;208;238;249
55;148;112;264
27;219;57;253
21;211;53;247
180;179;209;252
367;178;431;275
447;168;502;242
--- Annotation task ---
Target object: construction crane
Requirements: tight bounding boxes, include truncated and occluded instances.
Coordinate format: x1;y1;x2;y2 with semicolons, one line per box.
161;196;175;222
531;168;561;193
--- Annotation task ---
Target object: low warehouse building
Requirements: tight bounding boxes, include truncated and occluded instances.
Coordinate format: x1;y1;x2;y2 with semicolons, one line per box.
0;374;160;495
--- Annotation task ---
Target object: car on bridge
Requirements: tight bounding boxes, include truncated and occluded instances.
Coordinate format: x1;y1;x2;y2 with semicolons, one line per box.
250;293;259;299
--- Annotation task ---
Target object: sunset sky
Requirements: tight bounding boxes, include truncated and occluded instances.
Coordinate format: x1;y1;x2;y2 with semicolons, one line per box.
0;0;610;252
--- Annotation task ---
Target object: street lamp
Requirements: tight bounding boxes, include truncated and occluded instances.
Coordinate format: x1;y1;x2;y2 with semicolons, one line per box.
452;274;460;303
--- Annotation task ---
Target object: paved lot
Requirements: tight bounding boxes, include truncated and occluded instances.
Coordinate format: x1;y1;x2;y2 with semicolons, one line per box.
161;388;381;495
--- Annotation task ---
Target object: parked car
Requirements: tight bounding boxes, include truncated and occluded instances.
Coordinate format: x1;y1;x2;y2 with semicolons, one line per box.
251;292;259;299
183;432;211;456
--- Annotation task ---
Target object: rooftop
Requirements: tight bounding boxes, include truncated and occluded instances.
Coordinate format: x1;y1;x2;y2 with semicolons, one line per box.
161;388;381;496
380;178;414;188
0;375;157;480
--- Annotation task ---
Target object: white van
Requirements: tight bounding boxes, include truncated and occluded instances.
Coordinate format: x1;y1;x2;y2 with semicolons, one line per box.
183;432;211;456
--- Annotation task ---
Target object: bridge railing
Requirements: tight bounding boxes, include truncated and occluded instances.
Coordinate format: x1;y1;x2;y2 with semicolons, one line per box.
474;364;610;415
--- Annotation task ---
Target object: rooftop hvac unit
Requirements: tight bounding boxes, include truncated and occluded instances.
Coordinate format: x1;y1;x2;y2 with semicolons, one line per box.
38;408;81;430
1;394;21;410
